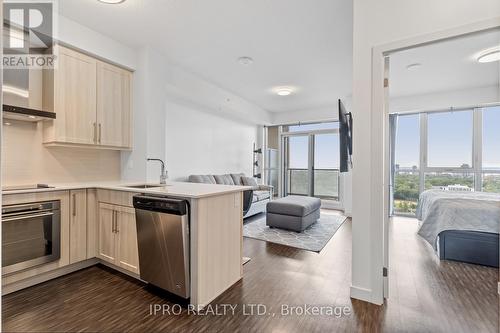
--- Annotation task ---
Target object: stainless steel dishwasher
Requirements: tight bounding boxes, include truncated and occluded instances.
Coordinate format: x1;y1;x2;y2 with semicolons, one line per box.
133;195;190;298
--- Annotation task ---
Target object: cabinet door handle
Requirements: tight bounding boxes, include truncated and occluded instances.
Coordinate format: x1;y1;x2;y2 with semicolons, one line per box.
98;123;102;144
93;123;97;143
112;210;116;233
72;193;76;217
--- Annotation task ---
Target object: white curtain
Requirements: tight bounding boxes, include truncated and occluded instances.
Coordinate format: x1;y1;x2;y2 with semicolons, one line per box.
389;114;398;216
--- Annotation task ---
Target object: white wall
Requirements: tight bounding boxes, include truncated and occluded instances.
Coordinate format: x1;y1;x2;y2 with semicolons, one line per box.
2;120;121;186
391;85;500;113
352;0;500;304
121;47;270;183
56;15;137;70
165;101;258;181
270;97;353;125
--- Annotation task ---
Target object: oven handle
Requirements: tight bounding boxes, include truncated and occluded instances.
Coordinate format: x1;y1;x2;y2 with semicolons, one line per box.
2;212;54;222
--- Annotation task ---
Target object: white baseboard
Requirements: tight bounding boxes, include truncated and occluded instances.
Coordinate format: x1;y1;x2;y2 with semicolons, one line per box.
2;259;99;295
350;285;373;303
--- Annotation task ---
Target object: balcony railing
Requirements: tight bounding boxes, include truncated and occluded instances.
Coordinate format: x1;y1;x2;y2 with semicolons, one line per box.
287;168;339;199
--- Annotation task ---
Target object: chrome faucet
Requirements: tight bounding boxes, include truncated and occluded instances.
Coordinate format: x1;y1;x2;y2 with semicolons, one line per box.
147;158;168;184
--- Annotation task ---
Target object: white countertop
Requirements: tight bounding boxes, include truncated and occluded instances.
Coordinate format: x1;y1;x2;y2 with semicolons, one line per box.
2;181;251;199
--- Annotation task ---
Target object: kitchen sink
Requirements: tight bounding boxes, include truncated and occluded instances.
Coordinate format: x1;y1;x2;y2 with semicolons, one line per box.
122;184;169;189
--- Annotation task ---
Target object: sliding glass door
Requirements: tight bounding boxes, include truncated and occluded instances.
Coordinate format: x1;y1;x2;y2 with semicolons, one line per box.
282;123;341;205
284;135;311;196
314;133;340;200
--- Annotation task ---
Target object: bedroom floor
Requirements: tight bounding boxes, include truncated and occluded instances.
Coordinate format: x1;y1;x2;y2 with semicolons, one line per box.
389;216;498;333
2;213;498;332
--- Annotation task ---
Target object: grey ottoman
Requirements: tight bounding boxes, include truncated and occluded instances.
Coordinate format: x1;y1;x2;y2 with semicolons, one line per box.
266;196;321;232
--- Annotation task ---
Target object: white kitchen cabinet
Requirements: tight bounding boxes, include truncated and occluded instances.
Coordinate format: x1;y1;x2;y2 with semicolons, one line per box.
43;45;133;150
69;189;87;264
98;203;117;264
115;206;140;274
97;61;132;149
43;46;97;145
97;202;139;274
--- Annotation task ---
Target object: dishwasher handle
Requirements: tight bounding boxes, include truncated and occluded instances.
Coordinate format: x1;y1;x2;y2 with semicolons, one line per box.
133;195;188;215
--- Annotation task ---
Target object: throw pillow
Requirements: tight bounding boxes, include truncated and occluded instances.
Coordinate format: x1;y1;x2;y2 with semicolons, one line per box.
242;176;260;190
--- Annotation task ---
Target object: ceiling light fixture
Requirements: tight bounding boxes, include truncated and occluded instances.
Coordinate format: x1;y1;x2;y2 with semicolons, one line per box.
274;87;294;96
237;56;254;66
406;63;422;71
477;47;500;63
97;0;126;4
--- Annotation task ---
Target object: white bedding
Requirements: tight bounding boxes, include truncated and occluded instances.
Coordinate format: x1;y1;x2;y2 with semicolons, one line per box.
416;189;500;249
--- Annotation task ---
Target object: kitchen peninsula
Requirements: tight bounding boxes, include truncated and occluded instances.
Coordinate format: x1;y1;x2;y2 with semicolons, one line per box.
2;181;249;308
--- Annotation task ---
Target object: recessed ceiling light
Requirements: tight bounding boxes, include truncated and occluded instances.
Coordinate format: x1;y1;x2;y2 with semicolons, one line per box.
97;0;126;4
477;47;500;63
273;86;295;96
237;56;254;66
28;115;37;119
4;122;11;126
406;63;422;71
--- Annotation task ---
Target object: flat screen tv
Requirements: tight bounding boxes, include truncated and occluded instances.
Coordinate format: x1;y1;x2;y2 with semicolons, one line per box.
339;99;353;173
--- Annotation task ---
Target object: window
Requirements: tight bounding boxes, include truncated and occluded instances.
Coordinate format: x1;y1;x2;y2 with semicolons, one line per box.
482;174;500;193
281;121;342;205
391;106;500;215
424;172;474;190
314;133;340;199
394;114;420;214
427;111;473;168
481;106;500;193
287;135;309;196
482;107;500;170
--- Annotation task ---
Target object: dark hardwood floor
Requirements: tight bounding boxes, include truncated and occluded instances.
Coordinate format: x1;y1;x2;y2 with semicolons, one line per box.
3;212;498;332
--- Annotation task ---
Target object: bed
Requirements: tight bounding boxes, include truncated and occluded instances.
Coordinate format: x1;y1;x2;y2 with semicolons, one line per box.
416;189;500;267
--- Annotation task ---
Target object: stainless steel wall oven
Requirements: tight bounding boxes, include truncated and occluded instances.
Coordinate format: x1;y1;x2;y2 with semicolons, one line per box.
2;201;61;275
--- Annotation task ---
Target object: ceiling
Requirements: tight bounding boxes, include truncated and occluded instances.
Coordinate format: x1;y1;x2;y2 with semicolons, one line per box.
59;0;353;113
390;28;500;97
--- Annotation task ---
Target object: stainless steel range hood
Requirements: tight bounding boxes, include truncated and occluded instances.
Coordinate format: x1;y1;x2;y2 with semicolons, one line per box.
3;67;55;122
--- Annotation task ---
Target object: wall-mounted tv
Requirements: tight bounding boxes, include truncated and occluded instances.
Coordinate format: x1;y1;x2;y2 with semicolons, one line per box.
339;99;353;173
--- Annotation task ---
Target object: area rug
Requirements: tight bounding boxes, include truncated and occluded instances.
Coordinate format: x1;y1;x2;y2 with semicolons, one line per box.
243;213;347;252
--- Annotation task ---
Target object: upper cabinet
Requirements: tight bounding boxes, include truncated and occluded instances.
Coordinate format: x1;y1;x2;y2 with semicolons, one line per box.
43;45;133;150
97;61;132;148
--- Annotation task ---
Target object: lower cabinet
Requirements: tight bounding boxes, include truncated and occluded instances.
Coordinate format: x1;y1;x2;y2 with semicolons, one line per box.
97;202;139;274
69;189;88;264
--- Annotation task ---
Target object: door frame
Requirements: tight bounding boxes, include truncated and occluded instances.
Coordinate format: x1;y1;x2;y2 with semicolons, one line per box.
370;18;500;304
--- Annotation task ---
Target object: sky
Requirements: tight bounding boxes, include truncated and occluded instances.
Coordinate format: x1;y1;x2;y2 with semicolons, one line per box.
395;106;500;169
287;123;340;169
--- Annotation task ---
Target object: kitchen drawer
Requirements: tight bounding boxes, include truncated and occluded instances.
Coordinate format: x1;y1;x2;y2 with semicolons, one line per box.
97;189;139;207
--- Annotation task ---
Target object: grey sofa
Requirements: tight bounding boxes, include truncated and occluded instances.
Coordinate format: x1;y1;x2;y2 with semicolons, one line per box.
188;173;273;218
